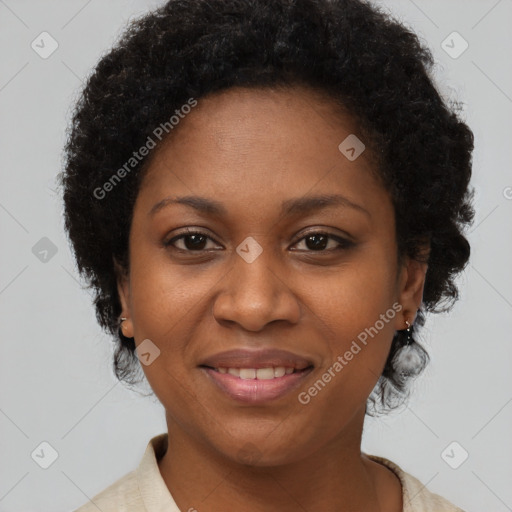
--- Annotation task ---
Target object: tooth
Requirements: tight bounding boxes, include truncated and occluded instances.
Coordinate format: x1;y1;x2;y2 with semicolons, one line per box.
274;366;286;378
228;368;240;377
239;368;256;379
218;367;297;378
256;367;275;380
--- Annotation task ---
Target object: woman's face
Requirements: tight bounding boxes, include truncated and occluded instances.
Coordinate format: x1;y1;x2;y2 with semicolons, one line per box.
118;86;426;465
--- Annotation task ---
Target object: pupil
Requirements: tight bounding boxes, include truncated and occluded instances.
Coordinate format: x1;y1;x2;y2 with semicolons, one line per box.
186;234;206;250
306;234;327;250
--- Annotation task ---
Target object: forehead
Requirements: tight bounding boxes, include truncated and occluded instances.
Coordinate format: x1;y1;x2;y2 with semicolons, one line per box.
136;85;387;220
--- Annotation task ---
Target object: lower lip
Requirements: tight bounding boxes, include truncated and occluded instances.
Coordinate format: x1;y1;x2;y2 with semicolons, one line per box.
201;367;313;404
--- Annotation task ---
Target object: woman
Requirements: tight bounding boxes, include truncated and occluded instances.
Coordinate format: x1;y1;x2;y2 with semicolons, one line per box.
61;0;473;510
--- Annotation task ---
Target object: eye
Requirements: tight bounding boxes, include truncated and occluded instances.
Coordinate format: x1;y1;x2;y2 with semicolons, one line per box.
164;229;354;254
164;230;221;252
291;232;354;252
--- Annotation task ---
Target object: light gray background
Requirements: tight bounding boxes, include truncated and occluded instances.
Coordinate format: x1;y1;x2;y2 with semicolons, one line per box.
1;0;511;511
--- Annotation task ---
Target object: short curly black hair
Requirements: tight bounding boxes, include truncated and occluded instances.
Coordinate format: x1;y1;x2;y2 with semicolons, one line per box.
59;0;474;414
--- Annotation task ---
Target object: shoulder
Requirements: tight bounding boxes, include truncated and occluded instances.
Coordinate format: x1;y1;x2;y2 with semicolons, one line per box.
72;470;142;512
72;433;178;512
367;454;466;512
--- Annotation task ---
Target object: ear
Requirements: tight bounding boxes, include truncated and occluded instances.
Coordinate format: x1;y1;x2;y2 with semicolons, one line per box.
395;251;429;329
114;257;134;338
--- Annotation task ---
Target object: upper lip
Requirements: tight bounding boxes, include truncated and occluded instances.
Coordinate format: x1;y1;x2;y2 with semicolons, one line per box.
199;348;314;370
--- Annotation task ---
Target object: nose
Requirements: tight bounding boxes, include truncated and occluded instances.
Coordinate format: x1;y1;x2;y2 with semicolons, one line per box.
212;246;301;332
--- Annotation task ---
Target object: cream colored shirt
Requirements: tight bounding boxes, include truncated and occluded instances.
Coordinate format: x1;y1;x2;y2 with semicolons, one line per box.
73;433;465;512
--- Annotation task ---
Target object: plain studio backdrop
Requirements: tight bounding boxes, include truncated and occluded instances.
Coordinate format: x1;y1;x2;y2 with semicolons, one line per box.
0;0;511;511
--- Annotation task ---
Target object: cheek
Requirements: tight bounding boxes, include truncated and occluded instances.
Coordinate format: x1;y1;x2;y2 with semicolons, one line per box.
126;251;195;370
127;245;234;403
294;275;398;448
309;245;399;383
315;247;397;330
128;242;210;334
126;256;207;414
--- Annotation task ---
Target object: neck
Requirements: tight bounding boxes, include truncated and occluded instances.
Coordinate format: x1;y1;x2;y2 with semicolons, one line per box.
157;409;402;512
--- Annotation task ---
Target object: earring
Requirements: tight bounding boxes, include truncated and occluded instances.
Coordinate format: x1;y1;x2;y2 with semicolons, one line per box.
404;319;413;346
391;318;419;381
119;317;127;333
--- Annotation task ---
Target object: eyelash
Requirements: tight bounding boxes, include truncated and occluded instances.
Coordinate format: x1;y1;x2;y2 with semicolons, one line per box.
164;229;354;254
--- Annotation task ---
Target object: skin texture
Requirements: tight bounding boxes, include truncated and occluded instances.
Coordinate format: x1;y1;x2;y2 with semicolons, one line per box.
117;86;428;511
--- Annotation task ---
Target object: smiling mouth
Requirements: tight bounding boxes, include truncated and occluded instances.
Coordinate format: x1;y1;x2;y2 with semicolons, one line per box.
199;364;315;404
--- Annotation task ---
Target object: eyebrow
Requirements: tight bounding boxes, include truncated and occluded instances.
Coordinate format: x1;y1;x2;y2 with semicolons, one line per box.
149;193;370;219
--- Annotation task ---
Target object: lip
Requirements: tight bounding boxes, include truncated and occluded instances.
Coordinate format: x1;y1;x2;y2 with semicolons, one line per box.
201;366;314;404
199;348;314;404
